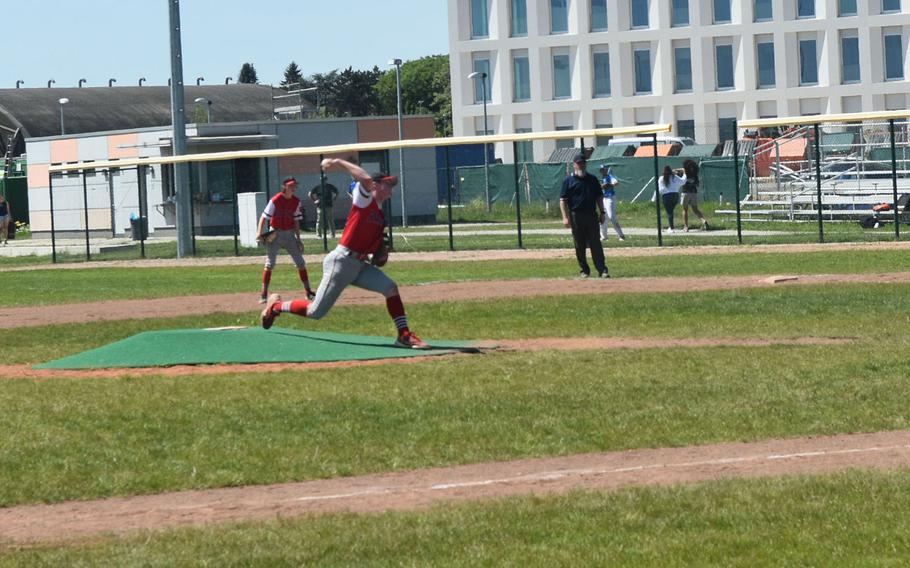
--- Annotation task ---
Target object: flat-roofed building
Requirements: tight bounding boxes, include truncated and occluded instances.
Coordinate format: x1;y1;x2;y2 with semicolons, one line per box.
448;0;910;160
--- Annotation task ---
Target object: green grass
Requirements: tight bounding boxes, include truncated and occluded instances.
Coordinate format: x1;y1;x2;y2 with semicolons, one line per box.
5;471;910;566
2;247;909;308
3;283;910;507
5;283;910;365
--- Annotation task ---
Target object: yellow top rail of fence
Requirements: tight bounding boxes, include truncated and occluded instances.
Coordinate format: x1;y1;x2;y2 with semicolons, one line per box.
739;109;910;129
47;123;672;174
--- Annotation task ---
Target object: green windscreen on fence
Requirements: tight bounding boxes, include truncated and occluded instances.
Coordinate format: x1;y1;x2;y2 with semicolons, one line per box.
35;327;486;370
455;156;747;206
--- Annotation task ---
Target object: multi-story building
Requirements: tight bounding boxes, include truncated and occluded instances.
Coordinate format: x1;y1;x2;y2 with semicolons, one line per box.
448;0;910;160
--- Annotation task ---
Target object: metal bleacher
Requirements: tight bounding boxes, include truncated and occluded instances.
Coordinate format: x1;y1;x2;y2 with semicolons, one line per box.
717;120;910;222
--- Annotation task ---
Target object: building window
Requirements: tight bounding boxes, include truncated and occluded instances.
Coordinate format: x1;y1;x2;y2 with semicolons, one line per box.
718;117;737;143
471;0;489;38
634;47;652;93
885;33;904;80
672;0;689;26
754;0;772;21
515;128;534;162
756;41;775;87
714;0;731;23
593;51;611;97
591;0;608;31
473;58;491;103
841;36;860;84
555;125;575;150
631;0;649;28
677;119;696;141
883;0;901;13
511;0;528;36
595;123;613;146
551;0;568;33
513;55;531;102
838;0;857;16
715;44;735;90
799;39;818;85
553;53;572;99
797;0;815;18
674;46;693;92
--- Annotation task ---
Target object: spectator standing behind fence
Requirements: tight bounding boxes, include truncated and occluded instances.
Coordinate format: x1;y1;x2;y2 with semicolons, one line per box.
0;194;9;244
598;165;625;242
656;165;686;233
560;154;609;278
681;159;708;232
309;182;339;238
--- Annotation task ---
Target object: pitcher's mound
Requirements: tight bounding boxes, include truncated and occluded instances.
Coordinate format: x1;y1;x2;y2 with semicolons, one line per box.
35;327;487;370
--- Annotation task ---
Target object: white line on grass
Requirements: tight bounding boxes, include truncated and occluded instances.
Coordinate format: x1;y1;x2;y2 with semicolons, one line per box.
292;444;910;503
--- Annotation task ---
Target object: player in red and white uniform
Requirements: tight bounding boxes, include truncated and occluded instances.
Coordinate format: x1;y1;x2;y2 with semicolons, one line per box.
256;176;316;303
260;158;428;349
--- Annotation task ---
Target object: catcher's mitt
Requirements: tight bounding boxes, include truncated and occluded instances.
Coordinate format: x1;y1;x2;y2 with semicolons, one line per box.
257;230;278;245
370;233;392;267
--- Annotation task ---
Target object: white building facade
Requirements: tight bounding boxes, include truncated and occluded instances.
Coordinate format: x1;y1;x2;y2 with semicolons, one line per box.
448;0;910;160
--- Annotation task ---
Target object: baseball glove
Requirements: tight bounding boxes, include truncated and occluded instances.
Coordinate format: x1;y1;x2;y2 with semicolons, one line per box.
370;233;392;267
257;230;278;245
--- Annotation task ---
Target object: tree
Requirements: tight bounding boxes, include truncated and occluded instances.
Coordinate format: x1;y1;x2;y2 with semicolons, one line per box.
333;66;382;117
237;63;259;84
281;61;303;90
376;55;451;136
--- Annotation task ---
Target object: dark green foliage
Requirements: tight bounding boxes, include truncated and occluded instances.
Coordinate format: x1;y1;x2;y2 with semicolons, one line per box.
237;63;258;84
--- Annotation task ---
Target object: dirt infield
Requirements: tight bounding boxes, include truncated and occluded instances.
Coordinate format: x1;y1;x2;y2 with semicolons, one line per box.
3;271;910;330
3;429;910;547
4;240;909;273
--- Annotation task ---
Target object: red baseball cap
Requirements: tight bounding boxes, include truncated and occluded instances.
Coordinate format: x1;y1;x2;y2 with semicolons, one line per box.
371;173;398;186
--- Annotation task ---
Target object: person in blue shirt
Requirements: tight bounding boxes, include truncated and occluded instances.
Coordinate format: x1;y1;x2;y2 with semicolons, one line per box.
559;154;609;278
598;165;626;241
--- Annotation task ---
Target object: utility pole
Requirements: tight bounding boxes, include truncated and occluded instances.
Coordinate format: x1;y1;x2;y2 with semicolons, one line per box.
168;0;193;257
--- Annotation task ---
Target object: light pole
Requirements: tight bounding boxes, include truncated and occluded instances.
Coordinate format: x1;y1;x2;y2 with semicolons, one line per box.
58;98;69;135
468;71;490;211
194;97;212;122
388;58;407;227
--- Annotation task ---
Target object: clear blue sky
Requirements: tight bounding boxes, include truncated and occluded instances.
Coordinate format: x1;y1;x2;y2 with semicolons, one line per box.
5;0;449;88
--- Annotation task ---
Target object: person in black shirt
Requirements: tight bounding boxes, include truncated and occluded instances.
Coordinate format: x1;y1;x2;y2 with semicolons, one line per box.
559;154;609;278
0;194;10;245
309;182;339;238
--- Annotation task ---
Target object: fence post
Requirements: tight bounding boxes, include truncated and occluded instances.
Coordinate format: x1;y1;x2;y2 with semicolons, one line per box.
82;170;91;261
513;141;523;249
445;145;454;251
889;119;900;241
190;163;197;255
652;132;662;246
319;154;329;253
231;160;239;256
733;119;742;244
813;122;824;243
138;165;147;259
49;174;57;263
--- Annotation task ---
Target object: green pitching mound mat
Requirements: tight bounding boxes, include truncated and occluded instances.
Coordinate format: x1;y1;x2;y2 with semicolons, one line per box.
34;327;487;370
